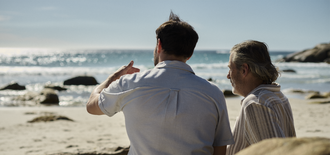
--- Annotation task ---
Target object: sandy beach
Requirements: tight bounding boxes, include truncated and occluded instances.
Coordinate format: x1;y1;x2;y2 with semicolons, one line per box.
0;98;329;155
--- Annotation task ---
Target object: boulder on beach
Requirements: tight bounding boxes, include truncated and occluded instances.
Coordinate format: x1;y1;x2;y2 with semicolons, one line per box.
281;69;296;73
14;88;59;105
0;82;26;90
44;85;67;91
64;76;98;86
223;89;237;97
305;92;328;99
37;88;60;104
28;114;74;123
277;42;330;63
236;137;330;155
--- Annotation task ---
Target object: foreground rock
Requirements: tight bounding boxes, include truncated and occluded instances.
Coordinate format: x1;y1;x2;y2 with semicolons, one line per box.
277;42;330;63
236;137;330;155
28;114;74;123
0;82;26;90
64;76;98;85
49;146;130;155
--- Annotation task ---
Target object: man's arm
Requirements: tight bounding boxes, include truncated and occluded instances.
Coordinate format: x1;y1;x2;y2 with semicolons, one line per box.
213;145;226;155
86;61;140;115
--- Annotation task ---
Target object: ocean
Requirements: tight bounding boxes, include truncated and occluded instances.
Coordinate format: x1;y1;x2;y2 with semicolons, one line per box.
1;48;329;107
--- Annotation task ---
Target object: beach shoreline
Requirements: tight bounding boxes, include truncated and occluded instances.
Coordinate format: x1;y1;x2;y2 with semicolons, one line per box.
0;98;329;154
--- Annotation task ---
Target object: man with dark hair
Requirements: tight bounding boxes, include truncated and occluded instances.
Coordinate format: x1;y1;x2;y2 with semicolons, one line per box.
226;40;296;155
86;12;234;155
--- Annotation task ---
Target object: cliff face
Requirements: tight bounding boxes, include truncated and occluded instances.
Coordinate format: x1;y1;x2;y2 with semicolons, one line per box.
277;42;330;63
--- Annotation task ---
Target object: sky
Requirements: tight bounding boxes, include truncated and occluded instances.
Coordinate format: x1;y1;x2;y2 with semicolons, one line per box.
0;0;329;51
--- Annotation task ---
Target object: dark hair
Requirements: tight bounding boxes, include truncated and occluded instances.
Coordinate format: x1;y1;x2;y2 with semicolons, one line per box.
231;40;280;83
155;11;199;58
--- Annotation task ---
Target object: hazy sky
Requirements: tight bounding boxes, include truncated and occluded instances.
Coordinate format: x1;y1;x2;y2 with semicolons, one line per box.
0;0;329;51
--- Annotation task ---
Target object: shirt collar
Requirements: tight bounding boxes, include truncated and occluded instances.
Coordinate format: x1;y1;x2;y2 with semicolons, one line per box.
241;82;281;105
155;60;195;74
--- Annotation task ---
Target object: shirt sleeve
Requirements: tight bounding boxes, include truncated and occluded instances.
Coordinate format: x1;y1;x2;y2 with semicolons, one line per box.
98;86;137;117
244;103;285;144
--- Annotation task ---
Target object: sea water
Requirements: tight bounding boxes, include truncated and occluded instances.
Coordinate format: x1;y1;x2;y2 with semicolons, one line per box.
0;48;329;107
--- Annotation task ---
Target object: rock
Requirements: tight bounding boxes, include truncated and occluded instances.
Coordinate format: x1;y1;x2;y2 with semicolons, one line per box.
37;88;59;104
307;90;320;94
207;77;213;81
64;76;98;85
277;42;330;63
28;114;74;123
305;92;328;99
282;69;296;73
223;89;237;97
14;88;59;105
289;89;305;93
236;137;330;155
0;82;26;90
44;85;67;91
53;146;130;155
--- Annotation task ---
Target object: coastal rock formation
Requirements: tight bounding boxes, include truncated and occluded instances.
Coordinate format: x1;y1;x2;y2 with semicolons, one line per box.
0;82;26;90
64;76;98;85
44;85;67;91
37;88;60;104
28;114;74;123
305;92;328;99
223;89;237;97
236;137;330;155
281;69;296;73
277;42;330;63
14;88;59;105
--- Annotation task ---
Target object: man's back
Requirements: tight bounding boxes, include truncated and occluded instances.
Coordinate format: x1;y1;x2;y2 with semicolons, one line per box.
99;61;234;154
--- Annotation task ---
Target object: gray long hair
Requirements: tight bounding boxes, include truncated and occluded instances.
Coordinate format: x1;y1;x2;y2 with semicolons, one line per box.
231;40;279;83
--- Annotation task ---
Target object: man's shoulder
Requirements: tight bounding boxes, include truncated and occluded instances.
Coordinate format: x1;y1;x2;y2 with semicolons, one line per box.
244;88;287;108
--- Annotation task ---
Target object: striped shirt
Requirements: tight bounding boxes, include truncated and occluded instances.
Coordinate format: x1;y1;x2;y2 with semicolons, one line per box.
226;83;296;155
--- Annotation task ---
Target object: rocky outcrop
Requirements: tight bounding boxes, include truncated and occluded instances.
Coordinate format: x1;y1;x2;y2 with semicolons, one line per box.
277;42;330;63
223;89;238;97
28;115;74;123
14;88;59;105
0;82;26;90
305;92;328;99
64;76;98;85
236;137;330;155
281;69;296;73
44;85;67;91
37;88;60;104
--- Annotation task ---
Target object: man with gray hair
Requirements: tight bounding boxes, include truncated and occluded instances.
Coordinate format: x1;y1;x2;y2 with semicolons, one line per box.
226;40;296;155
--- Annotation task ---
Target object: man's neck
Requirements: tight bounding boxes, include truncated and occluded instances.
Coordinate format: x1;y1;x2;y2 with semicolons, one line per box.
242;79;264;97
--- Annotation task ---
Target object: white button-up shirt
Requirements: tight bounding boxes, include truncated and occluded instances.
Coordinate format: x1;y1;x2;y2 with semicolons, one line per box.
99;60;234;155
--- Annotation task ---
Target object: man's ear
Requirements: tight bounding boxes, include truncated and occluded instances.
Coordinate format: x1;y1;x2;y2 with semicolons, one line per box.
157;39;162;54
241;63;250;77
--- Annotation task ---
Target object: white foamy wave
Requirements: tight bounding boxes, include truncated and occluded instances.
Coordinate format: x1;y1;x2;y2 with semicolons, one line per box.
0;65;150;76
275;62;330;68
190;63;228;70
